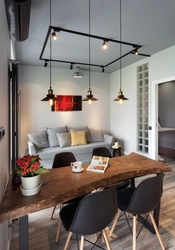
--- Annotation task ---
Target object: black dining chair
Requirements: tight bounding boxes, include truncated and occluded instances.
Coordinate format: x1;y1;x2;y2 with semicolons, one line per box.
52;152;86;242
92;147;130;190
60;186;118;250
109;174;165;250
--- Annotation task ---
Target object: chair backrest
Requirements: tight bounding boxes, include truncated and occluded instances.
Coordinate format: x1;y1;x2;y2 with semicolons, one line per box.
92;147;112;158
69;186;118;235
126;174;164;214
52;152;76;168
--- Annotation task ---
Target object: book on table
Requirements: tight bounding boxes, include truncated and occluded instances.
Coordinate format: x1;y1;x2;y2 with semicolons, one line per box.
87;155;109;173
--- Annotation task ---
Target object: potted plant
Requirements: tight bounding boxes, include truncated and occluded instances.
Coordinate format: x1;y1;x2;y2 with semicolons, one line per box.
15;154;49;195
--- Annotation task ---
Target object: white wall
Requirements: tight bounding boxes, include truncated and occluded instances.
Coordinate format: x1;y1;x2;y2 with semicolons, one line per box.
19;65;110;155
110;45;175;159
0;1;11;250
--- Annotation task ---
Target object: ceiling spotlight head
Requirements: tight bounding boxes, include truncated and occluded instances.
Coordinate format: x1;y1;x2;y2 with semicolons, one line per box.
134;49;139;55
44;60;49;67
70;63;73;70
102;40;108;50
102;67;105;73
52;31;57;40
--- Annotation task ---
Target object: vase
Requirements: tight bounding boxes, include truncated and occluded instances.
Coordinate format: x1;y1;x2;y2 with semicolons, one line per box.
20;174;42;196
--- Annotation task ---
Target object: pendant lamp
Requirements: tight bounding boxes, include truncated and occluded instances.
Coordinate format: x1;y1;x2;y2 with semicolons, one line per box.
82;0;98;105
114;0;128;104
41;0;58;106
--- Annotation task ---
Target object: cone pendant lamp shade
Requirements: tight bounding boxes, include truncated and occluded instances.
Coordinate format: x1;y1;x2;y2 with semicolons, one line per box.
114;0;128;103
82;0;98;105
41;0;57;106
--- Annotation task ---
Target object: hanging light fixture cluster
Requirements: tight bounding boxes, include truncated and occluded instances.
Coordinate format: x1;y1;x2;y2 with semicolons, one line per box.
41;0;58;106
114;0;128;104
82;0;98;105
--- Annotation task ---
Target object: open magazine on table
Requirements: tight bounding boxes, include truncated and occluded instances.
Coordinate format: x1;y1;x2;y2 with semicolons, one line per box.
87;155;109;173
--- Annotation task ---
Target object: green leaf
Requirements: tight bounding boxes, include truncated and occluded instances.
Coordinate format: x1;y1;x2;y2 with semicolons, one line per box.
34;167;50;175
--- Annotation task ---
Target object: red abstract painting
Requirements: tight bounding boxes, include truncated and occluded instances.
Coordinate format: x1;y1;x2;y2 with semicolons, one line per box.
51;95;82;111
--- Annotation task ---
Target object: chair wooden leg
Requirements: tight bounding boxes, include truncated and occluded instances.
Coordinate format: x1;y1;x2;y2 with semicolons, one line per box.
133;215;137;250
64;232;73;250
102;229;112;250
80;235;84;250
55;218;62;242
51;205;56;219
109;209;121;237
149;212;165;250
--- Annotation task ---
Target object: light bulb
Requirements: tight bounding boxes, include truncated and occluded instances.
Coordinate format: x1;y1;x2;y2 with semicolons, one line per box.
88;99;92;105
48;99;54;106
102;41;108;50
119;99;123;104
52;32;57;41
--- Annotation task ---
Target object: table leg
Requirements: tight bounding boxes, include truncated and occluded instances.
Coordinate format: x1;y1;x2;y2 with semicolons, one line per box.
19;215;29;250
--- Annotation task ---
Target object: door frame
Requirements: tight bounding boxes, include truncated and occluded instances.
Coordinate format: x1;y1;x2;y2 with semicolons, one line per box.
152;75;175;160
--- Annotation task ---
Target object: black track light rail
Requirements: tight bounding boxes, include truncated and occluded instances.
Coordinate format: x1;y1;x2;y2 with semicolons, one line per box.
39;26;150;70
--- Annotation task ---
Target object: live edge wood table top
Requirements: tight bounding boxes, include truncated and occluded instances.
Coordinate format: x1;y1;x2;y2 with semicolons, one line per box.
0;152;172;224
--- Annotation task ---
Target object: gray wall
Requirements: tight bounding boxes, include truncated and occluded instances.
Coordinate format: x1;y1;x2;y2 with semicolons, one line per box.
158;81;175;128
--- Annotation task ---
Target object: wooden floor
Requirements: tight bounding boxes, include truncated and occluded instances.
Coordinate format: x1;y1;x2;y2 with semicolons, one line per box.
10;155;175;250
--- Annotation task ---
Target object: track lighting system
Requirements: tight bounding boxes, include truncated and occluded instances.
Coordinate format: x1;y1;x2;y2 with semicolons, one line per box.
40;23;150;71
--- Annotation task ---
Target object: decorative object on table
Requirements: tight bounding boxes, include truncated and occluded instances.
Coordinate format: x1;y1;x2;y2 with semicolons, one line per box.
51;95;82;111
71;161;83;173
87;155;109;173
15;154;49;196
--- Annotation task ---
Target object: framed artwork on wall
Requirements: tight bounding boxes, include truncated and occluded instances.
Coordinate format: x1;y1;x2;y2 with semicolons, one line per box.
51;95;82;111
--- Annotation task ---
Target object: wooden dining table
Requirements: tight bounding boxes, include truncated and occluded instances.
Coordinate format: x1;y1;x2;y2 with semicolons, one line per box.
0;152;172;250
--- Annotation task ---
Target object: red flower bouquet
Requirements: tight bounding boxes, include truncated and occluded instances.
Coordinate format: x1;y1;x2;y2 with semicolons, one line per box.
16;154;49;177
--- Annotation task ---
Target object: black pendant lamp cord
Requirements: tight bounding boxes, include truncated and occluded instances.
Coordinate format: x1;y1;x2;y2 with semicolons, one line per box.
120;0;122;91
89;0;91;90
50;0;52;89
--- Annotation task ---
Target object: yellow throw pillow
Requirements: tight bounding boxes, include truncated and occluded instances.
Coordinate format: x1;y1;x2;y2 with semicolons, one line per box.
70;131;87;146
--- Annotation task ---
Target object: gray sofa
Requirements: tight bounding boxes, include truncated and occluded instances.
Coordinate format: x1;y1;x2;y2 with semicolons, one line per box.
28;126;114;169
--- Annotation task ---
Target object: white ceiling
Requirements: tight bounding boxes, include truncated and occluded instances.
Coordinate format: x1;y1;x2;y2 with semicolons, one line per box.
13;0;175;73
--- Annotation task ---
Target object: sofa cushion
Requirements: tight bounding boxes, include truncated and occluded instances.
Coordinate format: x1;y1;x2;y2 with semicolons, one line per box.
69;126;92;142
28;130;49;149
56;132;71;148
89;128;104;142
46;126;68;147
70;131;87;146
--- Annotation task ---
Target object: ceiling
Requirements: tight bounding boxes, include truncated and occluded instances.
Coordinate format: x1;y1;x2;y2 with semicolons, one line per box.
7;0;175;73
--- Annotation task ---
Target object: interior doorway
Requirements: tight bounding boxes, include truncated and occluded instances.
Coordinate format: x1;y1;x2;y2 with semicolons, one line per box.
152;76;175;160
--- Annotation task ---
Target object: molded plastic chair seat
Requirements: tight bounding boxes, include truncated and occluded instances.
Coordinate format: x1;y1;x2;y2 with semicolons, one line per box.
51;152;86;242
60;186;118;250
109;174;165;250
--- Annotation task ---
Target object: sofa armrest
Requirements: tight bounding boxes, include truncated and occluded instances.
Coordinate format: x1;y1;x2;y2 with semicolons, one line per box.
28;140;37;155
104;134;115;145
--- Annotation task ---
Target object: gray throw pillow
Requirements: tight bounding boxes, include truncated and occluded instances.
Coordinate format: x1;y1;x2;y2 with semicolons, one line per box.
46;126;68;147
27;130;49;149
56;132;71;148
89;128;104;142
69;126;92;143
